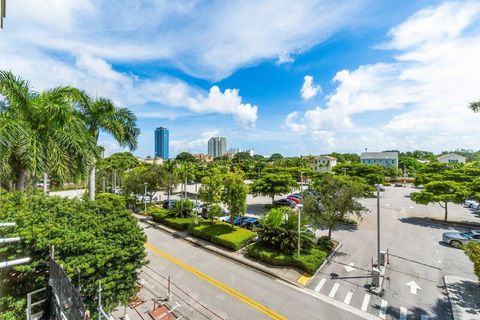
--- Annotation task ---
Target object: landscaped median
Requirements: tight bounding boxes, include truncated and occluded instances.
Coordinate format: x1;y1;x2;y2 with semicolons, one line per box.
149;207;256;251
189;221;256;251
246;240;329;275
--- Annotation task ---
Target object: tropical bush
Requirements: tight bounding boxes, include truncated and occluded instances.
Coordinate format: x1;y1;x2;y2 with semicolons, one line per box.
465;242;480;282
150;207;197;231
256;207;315;254
247;242;328;275
0;192;146;318
171;198;194;218
188;221;256;251
317;236;334;252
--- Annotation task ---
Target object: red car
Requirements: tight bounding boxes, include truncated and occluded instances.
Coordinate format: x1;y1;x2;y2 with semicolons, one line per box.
287;196;301;204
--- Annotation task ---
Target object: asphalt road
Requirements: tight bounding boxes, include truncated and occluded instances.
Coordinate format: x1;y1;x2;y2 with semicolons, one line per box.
308;185;477;320
139;221;377;320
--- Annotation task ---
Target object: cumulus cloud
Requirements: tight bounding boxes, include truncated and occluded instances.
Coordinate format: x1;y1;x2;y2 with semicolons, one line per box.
300;75;322;100
170;130;220;156
1;0;367;81
286;1;480;152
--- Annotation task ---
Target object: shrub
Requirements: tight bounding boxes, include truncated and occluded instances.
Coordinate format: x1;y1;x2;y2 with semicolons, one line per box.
188;221;256;251
172;198;194;218
465;242;480;282
247;242;328;275
162;216;197;231
149;207;170;221
317;236;334;252
95;192;126;208
338;216;358;225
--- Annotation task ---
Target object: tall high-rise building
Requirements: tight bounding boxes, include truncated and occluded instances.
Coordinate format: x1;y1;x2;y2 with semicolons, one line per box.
208;137;227;158
154;127;169;159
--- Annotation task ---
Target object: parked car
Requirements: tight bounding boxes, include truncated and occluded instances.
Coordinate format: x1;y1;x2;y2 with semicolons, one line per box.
241;217;259;229
465;200;479;208
274;198;296;207
290;193;303;199
394;182;403;187
287;196;302;204
162;199;176;209
442;230;480;247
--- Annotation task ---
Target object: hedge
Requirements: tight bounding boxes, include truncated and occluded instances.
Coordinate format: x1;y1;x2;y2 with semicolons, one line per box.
188;221;256;251
247;241;328;275
150;208;197;231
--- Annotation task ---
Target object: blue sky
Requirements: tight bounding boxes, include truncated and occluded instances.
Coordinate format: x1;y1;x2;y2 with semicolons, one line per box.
1;0;480;157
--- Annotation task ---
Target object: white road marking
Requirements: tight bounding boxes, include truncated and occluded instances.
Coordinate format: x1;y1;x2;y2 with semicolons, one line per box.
329;283;340;298
409;205;414;209
379;299;388;319
400;307;408;320
344;262;355;272
314;278;326;292
406;280;422;295
361;294;370;312
343;289;354;304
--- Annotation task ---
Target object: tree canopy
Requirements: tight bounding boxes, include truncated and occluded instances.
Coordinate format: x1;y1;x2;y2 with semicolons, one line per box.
250;172;298;203
176;152;196;162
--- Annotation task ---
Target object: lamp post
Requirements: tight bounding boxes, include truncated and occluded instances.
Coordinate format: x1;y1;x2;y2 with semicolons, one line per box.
194;181;199;225
298;171;305;256
102;177;106;193
144;182;148;213
376;184;381;266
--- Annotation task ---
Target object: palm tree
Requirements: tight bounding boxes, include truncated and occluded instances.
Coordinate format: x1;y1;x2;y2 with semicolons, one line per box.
0;71;97;191
469;101;480;112
73;91;140;200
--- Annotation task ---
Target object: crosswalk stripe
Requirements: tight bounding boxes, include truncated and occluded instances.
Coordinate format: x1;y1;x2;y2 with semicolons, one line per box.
328;283;340;298
399;307;408;320
379;299;388;319
343;289;354;305
361;294;370;312
314;279;326;292
421;315;428;320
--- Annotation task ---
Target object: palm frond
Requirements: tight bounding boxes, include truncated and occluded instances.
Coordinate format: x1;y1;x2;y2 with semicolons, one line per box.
469;101;480;112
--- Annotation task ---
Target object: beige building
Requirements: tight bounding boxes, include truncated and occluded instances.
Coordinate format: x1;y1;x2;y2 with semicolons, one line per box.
193;153;213;162
313;155;337;172
136;157;164;165
437;153;466;164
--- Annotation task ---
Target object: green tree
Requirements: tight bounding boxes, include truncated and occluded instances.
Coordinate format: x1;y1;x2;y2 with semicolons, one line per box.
163;160;179;202
74;90;140;200
0;192;146;318
464;242;480;281
222;173;248;229
269;153;283;162
123;164;167;203
469;100;480;112
176;152;196;162
250;172;297;204
304;175;367;239
0;71;96;191
233;151;253;163
198;169;223;223
411;180;469;221
172;198;194;218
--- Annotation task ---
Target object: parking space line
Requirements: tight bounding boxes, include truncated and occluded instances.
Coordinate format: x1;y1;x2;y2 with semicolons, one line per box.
314;278;326;292
399;307;407;320
361;294;370;311
328;283;339;298
379;299;388;319
343;289;354;305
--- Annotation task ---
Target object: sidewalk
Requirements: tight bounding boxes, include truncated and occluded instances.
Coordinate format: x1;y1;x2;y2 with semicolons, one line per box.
444;275;480;320
135;214;306;286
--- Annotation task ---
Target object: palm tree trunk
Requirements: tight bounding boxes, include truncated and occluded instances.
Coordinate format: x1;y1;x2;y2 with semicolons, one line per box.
43;173;48;194
16;168;28;191
89;165;96;200
328;226;332;239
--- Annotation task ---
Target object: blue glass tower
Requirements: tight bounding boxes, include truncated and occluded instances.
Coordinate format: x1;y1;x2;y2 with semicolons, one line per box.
154;127;169;159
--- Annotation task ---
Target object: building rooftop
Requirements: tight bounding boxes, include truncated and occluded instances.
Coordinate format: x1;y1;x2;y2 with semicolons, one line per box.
437;153;466;160
361;152;398;160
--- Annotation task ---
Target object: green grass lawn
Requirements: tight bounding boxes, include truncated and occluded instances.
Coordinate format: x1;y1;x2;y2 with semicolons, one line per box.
247;241;329;275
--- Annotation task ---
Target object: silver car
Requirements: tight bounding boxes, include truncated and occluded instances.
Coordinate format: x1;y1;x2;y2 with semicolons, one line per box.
442;230;480;247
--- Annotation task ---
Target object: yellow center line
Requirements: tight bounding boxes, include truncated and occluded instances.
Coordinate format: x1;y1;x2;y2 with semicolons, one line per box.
145;242;287;320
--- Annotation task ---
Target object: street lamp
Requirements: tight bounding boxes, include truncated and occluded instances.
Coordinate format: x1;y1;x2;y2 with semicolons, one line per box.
102;177;106;193
298;171;305;256
194;180;199;225
376;184;381;266
144;182;148;213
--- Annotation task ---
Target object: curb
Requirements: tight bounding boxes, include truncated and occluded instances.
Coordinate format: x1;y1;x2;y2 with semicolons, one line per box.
141;218;303;288
305;240;343;287
444;276;460;320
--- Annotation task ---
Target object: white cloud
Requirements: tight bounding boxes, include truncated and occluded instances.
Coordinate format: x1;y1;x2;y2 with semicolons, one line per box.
286;1;480;152
1;0;367;81
300;75;322;100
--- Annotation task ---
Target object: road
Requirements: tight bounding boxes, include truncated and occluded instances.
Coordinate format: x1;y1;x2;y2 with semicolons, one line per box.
139;220;378;320
307;185;477;320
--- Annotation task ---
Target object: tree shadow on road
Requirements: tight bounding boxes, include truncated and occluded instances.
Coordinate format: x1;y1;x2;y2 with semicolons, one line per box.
399;217;480;230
